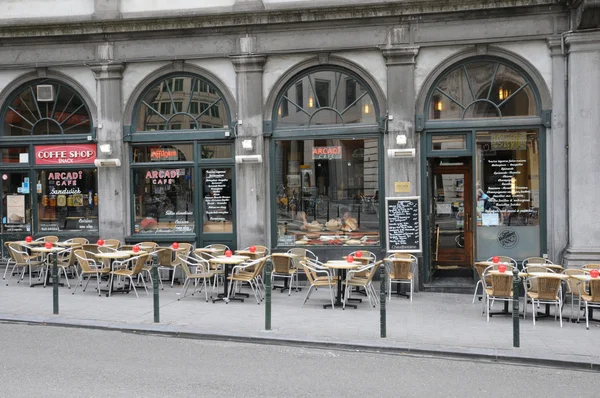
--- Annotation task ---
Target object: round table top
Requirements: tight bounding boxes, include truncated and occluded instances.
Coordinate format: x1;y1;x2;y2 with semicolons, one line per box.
570;274;599;281
55;242;83;247
94;251;134;260
14;241;44;246
118;250;148;256
29;246;65;253
488;270;568;279
210;255;249;265
235;250;264;256
195;248;220;253
324;261;362;270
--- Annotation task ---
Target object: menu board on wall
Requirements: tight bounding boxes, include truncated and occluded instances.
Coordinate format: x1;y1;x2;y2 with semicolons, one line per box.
386;196;422;253
204;169;231;223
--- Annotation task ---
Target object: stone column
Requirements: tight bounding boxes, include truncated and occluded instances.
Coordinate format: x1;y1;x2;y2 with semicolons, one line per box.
90;47;127;240
230;43;267;249
546;37;569;264
563;32;600;266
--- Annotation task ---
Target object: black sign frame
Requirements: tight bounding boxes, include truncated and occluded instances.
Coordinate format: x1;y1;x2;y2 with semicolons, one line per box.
385;196;422;253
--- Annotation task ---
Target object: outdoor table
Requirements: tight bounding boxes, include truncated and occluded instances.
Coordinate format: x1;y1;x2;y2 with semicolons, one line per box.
210;255;249;303
28;246;66;287
55;241;82;248
323;260;362;309
235;250;264;260
95;251;137;296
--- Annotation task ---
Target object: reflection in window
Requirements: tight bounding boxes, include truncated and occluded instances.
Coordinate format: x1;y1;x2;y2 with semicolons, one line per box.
275;69;376;128
202;168;233;233
2;172;33;233
136;75;229;132
431;135;467;151
274;138;380;247
429;61;536;120
133;167;194;234
3;80;91;136
36;169;99;233
475;130;540;259
132;144;193;162
1;147;29;163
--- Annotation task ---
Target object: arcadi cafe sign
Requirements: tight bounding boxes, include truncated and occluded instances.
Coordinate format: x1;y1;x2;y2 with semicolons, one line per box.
35;144;97;165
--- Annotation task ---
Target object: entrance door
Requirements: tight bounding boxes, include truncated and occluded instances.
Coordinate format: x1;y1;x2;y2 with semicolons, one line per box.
429;161;473;270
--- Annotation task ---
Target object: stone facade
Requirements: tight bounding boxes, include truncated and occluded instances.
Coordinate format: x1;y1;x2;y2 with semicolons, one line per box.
0;1;598;274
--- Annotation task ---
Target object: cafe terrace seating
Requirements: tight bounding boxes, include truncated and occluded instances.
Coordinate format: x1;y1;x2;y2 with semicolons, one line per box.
342;260;382;310
177;253;214;302
6;243;44;287
73;250;111;296
481;264;515;321
300;259;335;309
578;278;600;330
227;257;267;304
108;254;150;298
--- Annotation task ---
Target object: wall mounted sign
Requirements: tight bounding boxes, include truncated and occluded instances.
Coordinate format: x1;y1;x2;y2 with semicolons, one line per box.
394;182;411;193
35;144;96;165
312;146;342;160
145;169;185;185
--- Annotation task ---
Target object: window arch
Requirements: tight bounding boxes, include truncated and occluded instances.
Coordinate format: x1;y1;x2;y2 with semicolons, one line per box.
2;79;92;137
273;67;378;129
133;74;231;132
427;59;538;121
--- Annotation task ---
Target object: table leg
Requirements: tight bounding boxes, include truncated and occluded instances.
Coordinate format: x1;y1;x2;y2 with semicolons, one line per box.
30;254;64;288
213;263;245;303
323;269;357;309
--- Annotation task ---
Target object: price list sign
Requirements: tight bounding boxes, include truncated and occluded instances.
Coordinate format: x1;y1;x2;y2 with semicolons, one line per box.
386;196;422;253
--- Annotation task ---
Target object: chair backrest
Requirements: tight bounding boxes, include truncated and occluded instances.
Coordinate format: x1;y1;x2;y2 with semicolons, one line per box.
245;245;269;255
177;254;206;278
300;260;318;284
98;246;117;253
205;244;229;256
74;250;97;273
490;273;513;297
103;239;121;249
473;262;489;279
251;257;268;278
62;248;77;267
140;241;159;250
525;265;555;274
82;244;100;254
388;259;412;280
156;248;175;266
522;257;553;268
172;244;193;266
38;236;59;243
350;250;376;264
69;238;89;245
533;276;562;300
588;279;600;302
487;256;517;268
365;260;383;282
271;253;293;273
583;264;600;270
131;254;150;275
564;268;588;295
8;243;28;263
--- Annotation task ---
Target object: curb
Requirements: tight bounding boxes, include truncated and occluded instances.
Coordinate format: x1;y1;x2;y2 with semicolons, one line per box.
1;314;598;371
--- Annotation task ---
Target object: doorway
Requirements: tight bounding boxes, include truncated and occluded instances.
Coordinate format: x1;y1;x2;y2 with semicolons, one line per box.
427;157;474;286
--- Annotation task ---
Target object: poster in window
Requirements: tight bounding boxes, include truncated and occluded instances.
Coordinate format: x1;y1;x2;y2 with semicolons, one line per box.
7;195;25;224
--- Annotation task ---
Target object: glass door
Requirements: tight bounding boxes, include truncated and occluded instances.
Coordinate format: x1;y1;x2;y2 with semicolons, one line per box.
429;159;473;268
198;166;235;248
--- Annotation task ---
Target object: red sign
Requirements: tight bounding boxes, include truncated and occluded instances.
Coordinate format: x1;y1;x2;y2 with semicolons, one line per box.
35;144;97;165
312;146;342;160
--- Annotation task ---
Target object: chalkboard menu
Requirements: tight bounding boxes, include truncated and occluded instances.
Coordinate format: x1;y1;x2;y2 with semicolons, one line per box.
386;196;422;252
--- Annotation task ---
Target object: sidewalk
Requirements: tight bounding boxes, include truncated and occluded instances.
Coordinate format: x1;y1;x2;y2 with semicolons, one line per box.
1;272;598;369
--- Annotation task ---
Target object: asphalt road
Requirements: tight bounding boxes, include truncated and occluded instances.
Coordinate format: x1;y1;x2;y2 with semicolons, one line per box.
0;323;594;397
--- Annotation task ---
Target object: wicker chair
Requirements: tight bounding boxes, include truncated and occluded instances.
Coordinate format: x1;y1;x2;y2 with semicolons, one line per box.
102;239;121;249
583;264;600;270
343;261;382;310
482;266;514;322
486;256;518;268
563;268;590;321
227;257;267;304
271;253;297;295
53;247;79;289
177;253;214;302
108;254;150;298
6;243;45;287
386;258;414;302
36;236;59;243
204;244;229;256
3;241;15;280
579;278;600;330
526;274;563;327
73;250;111;296
472;261;490;303
300;260;335;309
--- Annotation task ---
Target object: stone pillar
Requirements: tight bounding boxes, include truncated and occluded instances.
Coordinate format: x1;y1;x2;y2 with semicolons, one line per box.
90;45;127;240
230;41;267;249
546;37;569;264
564;32;600;266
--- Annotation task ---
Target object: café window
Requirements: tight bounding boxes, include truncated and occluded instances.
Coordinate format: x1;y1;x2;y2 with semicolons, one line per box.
274;138;380;247
3;80;92;137
2;172;33;233
476;130;540;258
202;168;233;233
132;144;193;162
133;167;194;234
37;169;99;233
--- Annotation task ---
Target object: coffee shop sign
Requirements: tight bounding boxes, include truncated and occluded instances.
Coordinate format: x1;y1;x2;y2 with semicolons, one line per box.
35;144;97;165
145;169;184;185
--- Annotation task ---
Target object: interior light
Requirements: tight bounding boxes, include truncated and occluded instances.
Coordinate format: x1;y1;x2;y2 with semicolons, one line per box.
363;104;370;114
436;100;443;111
278;106;282;116
499;87;511;101
308;97;314;108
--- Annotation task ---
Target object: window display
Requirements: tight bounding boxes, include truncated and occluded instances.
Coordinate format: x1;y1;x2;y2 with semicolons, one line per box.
133;167;194;234
274;138;380;247
202;168;233;233
36;169;98;232
2;172;32;233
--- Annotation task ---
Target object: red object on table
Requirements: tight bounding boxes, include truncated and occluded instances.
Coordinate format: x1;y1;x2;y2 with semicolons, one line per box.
249;246;256;253
355;251;363;258
225;250;232;257
171;242;179;249
591;269;599;278
498;264;506;273
492;256;500;263
346;255;354;263
132;245;140;253
25;236;33;243
44;242;53;249
97;239;105;246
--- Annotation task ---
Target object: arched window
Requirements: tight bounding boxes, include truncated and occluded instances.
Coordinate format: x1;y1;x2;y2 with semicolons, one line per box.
428;60;537;121
2;79;92;137
134;74;230;132
273;67;378;129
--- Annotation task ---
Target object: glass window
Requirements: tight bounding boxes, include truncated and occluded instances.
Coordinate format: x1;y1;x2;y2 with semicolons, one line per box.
36;169;98;233
133;167;194;234
201;145;232;159
275;69;376;128
136;75;229;132
1;147;29;164
202;168;233;233
431;135;467;151
3;80;91;137
429;61;536;121
274;138;380;247
132;144;193;163
475;130;540;259
2;172;32;233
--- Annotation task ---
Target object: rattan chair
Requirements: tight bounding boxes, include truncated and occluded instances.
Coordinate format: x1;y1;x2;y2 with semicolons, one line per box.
563;268;589;321
486;256;518;268
36;236;59;243
271;253;297;295
386;258;414;302
6;243;45;287
109;254;150;298
343;261;382;309
482;265;514;321
204;244;229;256
53;247;79;289
227;257;267;304
583;264;600;270
102;239;121;249
526;274;563;327
177;253;214;302
64;238;89;245
73;250;111;296
3;241;15;280
579;278;600;330
300;260;335;309
472;261;490;303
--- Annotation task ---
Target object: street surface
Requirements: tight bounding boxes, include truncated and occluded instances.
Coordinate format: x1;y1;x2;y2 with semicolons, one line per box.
0;323;594;397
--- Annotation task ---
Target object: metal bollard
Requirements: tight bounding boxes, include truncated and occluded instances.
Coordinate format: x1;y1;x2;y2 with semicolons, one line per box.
152;263;160;323
52;249;59;315
512;267;520;348
265;259;272;331
380;263;386;338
